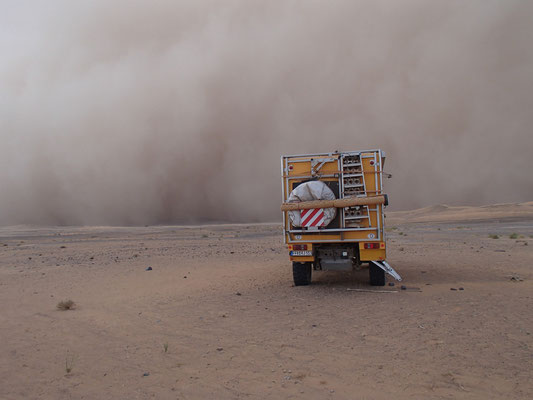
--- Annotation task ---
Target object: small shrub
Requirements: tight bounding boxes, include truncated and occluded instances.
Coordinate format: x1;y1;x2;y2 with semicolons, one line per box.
65;352;76;374
201;234;208;238
163;343;169;353
509;233;518;239
57;300;76;310
488;234;499;239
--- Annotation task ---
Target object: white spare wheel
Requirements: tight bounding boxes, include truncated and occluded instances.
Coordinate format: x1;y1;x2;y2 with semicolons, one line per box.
287;181;337;228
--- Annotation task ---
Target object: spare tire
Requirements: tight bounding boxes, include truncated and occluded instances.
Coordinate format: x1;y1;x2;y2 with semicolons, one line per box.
287;181;336;227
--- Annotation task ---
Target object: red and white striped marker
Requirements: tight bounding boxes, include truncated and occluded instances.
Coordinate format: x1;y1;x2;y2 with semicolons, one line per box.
300;208;326;227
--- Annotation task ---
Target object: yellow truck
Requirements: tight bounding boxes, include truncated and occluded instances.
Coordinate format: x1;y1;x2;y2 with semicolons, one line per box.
280;149;402;286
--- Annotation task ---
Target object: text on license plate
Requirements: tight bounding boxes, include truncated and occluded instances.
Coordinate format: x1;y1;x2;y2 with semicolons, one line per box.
290;250;312;256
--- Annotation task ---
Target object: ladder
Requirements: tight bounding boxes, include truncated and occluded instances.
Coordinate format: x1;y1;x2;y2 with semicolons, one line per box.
340;153;371;229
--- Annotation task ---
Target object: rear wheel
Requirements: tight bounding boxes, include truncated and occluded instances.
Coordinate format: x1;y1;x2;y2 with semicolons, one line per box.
369;262;386;286
293;262;312;286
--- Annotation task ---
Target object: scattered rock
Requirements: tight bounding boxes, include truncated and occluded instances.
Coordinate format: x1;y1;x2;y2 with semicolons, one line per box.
145;266;152;271
494;250;506;252
235;292;242;296
183;276;187;278
459;287;464;290
509;275;523;282
450;288;457;291
142;372;150;377
216;347;223;351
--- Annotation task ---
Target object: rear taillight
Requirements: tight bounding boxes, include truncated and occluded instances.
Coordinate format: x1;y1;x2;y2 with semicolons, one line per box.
293;244;308;250
364;243;380;249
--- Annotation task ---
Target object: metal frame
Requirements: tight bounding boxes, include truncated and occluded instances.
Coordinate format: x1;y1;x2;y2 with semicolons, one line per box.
281;149;387;244
282;149;383;158
371;260;402;281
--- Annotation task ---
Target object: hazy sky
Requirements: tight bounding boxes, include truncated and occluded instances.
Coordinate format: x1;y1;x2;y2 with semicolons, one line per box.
1;0;532;225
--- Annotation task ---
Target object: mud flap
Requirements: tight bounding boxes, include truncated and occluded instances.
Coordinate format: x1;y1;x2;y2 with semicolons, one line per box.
371;261;402;281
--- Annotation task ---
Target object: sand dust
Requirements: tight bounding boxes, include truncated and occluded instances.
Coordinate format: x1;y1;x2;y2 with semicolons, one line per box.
0;204;532;399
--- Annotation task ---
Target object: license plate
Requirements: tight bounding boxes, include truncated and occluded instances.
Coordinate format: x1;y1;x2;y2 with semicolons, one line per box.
290;250;312;256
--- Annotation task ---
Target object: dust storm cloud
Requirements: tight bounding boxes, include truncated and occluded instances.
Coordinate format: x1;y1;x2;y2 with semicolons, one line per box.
0;0;532;225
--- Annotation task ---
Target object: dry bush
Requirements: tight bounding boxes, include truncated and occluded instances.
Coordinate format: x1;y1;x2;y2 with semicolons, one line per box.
57;300;76;310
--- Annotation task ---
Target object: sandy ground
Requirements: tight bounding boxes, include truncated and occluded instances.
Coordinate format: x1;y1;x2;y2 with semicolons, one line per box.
1;203;532;399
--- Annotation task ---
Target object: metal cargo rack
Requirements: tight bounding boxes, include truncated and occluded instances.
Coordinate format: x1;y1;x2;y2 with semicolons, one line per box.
281;150;387;244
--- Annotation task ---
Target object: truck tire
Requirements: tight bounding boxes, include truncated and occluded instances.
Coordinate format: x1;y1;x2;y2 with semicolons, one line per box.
293;262;312;286
369;263;386;286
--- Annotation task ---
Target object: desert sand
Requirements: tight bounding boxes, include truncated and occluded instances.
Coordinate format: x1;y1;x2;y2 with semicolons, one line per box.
1;203;532;399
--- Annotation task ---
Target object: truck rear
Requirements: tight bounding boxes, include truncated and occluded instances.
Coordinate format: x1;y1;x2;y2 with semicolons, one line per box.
280;149;401;286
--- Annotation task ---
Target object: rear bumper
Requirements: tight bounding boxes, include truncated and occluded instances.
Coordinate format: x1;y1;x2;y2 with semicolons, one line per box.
287;242;387;262
288;243;314;262
359;245;386;261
